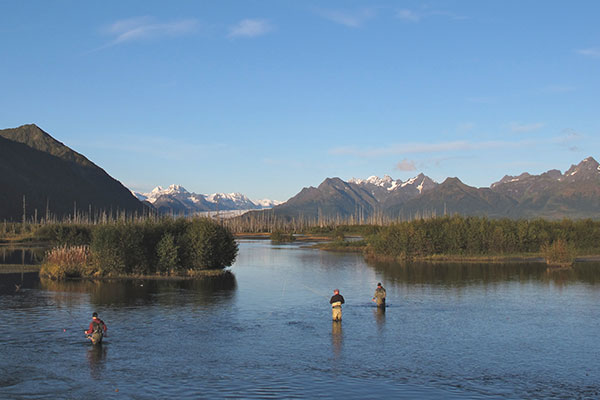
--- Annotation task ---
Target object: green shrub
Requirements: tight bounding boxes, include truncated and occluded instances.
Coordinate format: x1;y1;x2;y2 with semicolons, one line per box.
91;223;146;275
34;224;92;245
365;216;597;260
271;230;295;243
181;218;238;269
86;218;237;277
156;232;179;274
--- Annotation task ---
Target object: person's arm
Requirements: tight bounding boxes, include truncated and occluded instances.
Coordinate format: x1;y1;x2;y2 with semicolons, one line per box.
85;322;94;334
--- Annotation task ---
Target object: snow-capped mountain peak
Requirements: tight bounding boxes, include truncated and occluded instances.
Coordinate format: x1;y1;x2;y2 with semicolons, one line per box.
350;175;396;188
131;185;280;214
400;174;437;193
564;156;600;180
401;177;418;187
255;198;283;208
165;184;189;194
350;173;436;194
207;192;250;204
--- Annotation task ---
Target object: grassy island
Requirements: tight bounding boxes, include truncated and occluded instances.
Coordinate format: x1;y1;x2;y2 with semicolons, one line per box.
38;218;238;279
311;216;600;266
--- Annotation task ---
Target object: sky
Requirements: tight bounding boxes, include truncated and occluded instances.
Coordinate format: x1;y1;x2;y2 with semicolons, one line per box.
1;1;599;202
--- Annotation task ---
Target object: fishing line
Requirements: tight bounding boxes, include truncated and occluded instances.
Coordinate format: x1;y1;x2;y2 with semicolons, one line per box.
299;283;330;300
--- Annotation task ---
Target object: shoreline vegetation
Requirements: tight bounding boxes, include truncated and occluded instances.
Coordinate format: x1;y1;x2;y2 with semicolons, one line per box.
3;215;600;274
34;218;238;280
237;218;600;267
311;216;600;268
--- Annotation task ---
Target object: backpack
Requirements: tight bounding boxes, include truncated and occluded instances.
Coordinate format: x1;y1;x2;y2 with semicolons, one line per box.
92;320;104;334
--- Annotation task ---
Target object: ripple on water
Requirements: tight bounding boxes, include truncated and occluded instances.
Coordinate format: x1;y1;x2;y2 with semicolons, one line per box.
2;243;600;399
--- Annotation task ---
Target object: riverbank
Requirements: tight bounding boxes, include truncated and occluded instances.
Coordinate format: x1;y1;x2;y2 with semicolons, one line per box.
234;232;333;242
0;264;42;274
0;265;232;278
39;268;233;280
313;240;600;265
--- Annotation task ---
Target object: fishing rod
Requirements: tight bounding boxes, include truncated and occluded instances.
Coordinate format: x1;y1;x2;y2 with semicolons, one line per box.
299;282;330;300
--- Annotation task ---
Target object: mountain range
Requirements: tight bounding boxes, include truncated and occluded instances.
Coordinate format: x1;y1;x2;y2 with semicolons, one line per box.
2;123;598;222
0;124;147;221
245;157;600;221
132;185;281;215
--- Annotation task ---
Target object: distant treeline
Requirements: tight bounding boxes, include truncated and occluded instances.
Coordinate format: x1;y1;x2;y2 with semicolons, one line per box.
365;216;600;261
39;218;238;279
225;209;412;233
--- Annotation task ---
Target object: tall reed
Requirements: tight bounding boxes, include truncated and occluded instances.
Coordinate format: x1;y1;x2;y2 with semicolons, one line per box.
541;239;576;267
40;245;94;279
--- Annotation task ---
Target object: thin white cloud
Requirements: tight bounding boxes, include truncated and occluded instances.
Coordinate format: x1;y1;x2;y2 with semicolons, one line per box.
576;48;600;58
510;122;545;133
554;129;583;152
75;135;226;161
330;139;538;158
457;122;476;132
395;159;417;171
228;19;272;38
396;9;420;22
541;85;576;93
330;131;581;159
467;96;495;104
395;8;466;23
428;10;468;20
316;8;376;28
95;16;198;50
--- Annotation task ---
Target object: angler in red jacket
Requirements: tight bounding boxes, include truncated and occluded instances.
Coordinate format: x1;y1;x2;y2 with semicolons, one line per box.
85;312;107;345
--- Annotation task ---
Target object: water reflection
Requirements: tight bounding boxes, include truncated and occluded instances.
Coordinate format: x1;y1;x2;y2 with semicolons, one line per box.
373;306;386;332
542;263;600;286
0;272;39;295
331;321;343;358
2;241;599;399
0;246;46;265
86;345;107;380
38;271;237;307
368;260;600;286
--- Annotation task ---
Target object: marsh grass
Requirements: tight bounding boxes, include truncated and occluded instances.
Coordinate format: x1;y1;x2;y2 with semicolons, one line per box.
40;245;95;279
541;239;576;267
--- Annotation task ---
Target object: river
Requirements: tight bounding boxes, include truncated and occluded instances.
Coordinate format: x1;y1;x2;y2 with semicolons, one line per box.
1;240;599;399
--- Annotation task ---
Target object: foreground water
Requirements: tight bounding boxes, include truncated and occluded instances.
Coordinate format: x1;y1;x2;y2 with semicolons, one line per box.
1;240;600;399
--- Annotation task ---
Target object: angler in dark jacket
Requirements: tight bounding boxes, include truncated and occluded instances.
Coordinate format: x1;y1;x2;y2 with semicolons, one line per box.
85;312;107;345
329;289;345;321
372;282;386;308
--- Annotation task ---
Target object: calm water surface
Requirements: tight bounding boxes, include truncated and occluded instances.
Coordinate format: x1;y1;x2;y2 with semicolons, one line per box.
1;240;600;399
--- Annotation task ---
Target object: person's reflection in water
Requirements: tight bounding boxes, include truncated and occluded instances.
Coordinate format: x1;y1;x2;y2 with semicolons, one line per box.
86;344;107;379
373;306;386;333
331;321;343;359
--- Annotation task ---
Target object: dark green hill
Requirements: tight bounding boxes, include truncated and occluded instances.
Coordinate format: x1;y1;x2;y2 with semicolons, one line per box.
265;177;377;221
0;124;148;221
388;177;518;219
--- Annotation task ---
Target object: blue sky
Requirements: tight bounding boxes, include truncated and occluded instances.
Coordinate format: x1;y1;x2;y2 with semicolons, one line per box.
1;1;599;202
